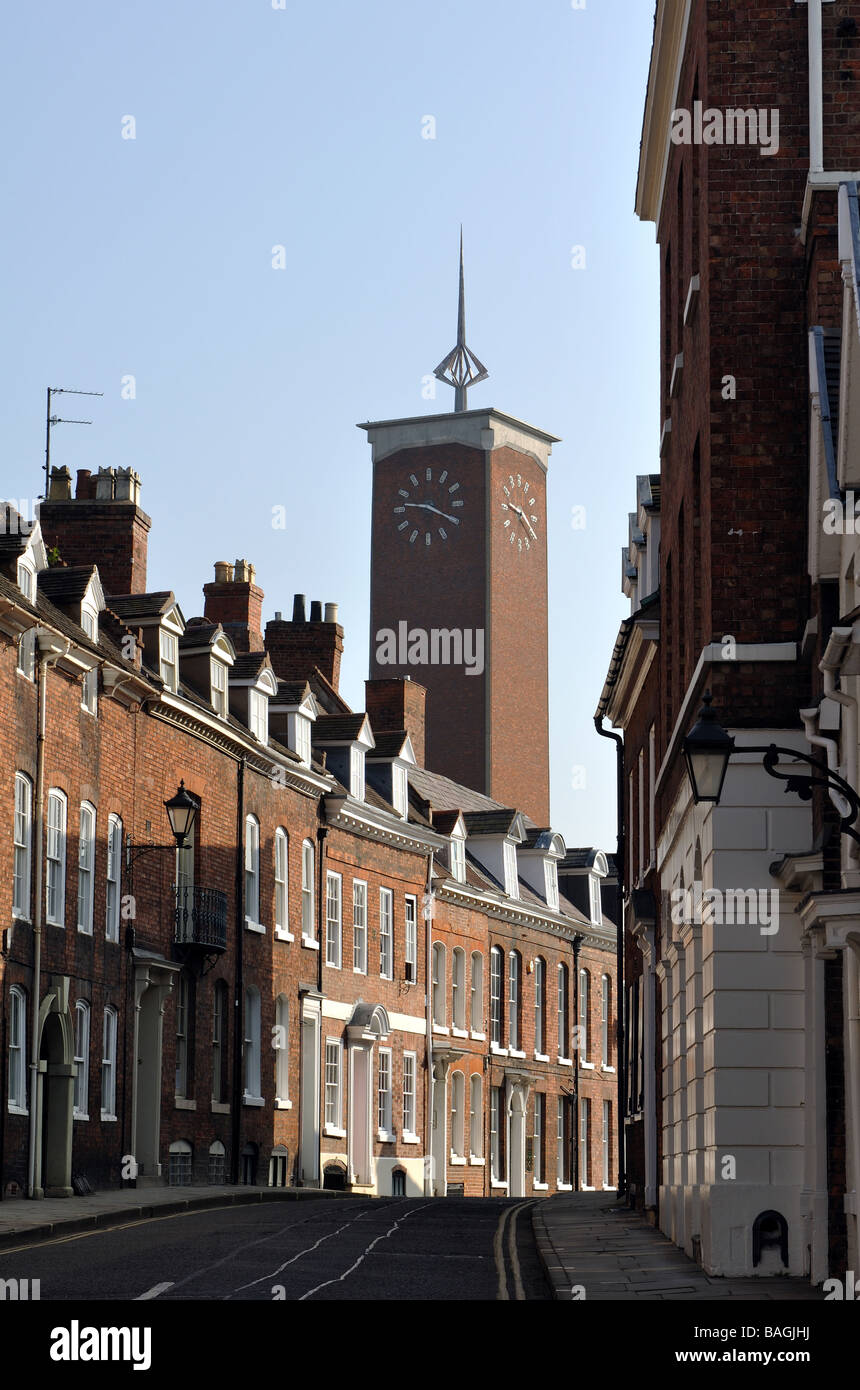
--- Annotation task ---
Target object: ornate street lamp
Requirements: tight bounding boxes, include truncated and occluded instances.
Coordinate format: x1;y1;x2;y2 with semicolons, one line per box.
163;780;198;848
683;691;860;844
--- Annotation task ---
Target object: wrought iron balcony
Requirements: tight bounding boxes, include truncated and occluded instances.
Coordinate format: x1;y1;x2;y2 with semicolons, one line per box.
173;883;228;953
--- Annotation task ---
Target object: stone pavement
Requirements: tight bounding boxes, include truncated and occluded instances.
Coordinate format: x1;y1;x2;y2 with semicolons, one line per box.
534;1192;824;1301
0;1183;349;1252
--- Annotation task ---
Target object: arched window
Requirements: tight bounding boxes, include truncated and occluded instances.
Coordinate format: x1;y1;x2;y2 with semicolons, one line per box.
244;814;260;928
470;952;483;1034
452;947;466;1030
509;951;522;1050
274;828;289;936
46;788;67;926
557;963;570;1059
244;987;262;1101
208;1140;226;1185
601;974;611;1067
73;1000;90;1118
469;1073;483;1159
275;994;289;1104
169;1139;192;1187
101;1006;117;1120
451;1071;465;1159
8;985;27;1111
77;802;96;934
534;957;546;1055
490;947;504;1046
106;814;122;941
212;979;229;1103
12;773;32;921
579;969;590;1059
269;1144;289;1188
432;943;446;1027
301;840;315;940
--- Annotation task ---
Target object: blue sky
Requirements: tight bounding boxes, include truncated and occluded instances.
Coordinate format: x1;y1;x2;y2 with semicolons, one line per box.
2;0;659;850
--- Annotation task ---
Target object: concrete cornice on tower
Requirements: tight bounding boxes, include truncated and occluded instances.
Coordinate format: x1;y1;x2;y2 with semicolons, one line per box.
358;407;560;471
635;0;692;227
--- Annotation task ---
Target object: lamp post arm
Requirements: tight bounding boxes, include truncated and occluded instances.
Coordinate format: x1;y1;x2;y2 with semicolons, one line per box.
741;743;860;846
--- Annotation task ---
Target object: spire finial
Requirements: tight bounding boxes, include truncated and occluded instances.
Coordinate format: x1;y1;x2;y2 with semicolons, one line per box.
433;227;489;412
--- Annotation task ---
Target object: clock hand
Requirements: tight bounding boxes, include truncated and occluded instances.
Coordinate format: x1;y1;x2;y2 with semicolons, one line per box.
519;514;538;541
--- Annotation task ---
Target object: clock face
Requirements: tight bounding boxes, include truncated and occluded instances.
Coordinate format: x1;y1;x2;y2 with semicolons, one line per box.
500;472;540;554
392;466;464;547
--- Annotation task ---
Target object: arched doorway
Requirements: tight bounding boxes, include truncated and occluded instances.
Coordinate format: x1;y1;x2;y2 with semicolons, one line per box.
39;1009;74;1197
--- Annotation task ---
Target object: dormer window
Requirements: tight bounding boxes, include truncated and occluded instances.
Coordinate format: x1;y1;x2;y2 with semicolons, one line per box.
545;860;559;911
160;629;178;692
503;841;519;899
293;714;312;765
211;659;228;717
350;745;365;800
17;560;35;603
249;688;268;744
450;834;466;883
392;763;408;818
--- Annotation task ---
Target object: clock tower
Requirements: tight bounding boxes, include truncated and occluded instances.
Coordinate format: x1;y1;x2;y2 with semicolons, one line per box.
360;236;559;825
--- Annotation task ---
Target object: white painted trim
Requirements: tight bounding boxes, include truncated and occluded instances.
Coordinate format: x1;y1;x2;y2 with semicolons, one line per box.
320;999;427;1036
323;1125;346;1139
243;1095;264;1108
174;1098;196;1111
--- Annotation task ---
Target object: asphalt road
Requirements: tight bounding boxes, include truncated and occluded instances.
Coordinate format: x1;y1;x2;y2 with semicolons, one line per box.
0;1197;553;1301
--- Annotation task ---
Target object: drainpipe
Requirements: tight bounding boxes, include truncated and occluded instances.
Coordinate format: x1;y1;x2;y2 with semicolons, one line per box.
572;934;582;1189
315;817;328;1188
28;632;70;1199
809;0;824;175
424;850;434;1196
230;756;246;1185
594;716;626;1196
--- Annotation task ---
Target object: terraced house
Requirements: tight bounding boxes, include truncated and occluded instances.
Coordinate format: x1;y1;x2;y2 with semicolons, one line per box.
1;465;616;1201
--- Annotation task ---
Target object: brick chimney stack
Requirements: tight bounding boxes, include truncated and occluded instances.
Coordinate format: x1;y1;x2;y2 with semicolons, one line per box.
265;594;344;691
365;677;426;767
38;465;151;595
202;560;265;653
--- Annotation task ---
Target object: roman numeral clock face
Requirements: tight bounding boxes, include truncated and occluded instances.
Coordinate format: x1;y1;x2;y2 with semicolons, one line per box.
501;473;540;553
392;467;464;547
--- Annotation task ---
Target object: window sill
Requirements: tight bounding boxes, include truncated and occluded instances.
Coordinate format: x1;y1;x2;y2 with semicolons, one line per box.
353;967;367;976
245;919;266;935
601;1065;616;1074
581;1184;596;1192
275;929;294;943
174;1097;196;1110
380;973;393;983
557;1057;572;1067
77;926;93;936
509;1048;525;1059
450;1155;467;1166
451;1027;468;1039
302;935;320;950
490;1044;508;1057
470;1030;486;1042
73;1112;89;1122
325;960;342;971
402;1132;420;1145
7;1105;28;1117
534;1052;549;1063
11;913;31;925
557;1182;573;1192
377;1129;396;1143
101;1112;118;1123
46;920;65;928
275;1098;292;1110
580;1061;595;1071
324;1125;346;1139
469;1156;485;1166
532;1181;548;1191
433;1024;450;1036
211;1101;230;1114
491;1179;508;1191
243;1095;265;1108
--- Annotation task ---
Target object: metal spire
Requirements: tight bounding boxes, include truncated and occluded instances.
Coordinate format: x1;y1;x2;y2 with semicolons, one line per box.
433;228;489;412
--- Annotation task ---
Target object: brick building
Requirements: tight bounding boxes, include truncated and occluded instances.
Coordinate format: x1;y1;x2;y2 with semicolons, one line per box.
597;0;860;1281
1;462;616;1201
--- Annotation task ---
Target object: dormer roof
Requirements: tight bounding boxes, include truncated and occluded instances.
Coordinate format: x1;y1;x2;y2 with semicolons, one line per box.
38;564;105;613
463;809;526;841
366;730;416;763
313;713;375;748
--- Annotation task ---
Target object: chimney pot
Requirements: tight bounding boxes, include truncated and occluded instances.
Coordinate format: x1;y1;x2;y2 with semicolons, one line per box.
48;466;72;501
75;469;92;499
234;558;251;583
324;602;338;624
95;467;115;501
292;594;307;623
310;600;322;622
214;561;233;583
274;610;282;621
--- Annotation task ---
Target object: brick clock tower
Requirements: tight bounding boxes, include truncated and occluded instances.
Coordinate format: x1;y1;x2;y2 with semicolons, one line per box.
361;237;559;825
